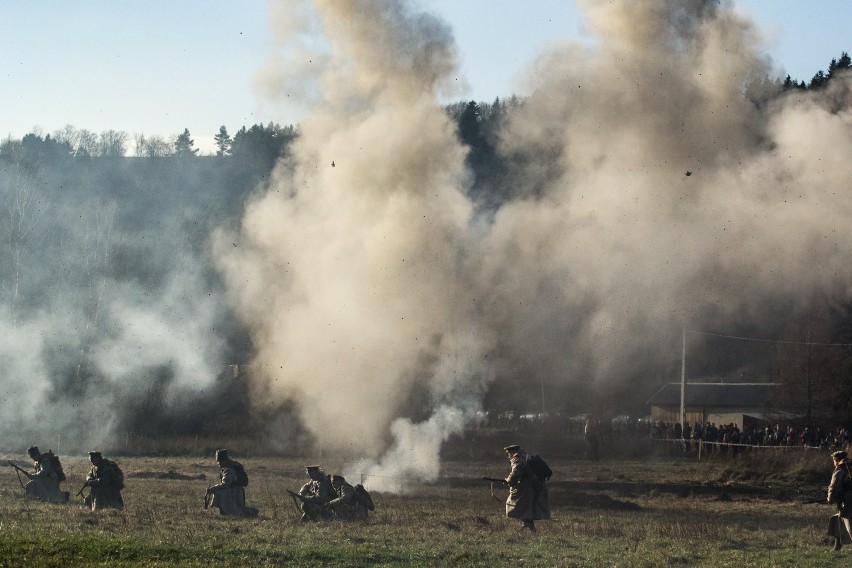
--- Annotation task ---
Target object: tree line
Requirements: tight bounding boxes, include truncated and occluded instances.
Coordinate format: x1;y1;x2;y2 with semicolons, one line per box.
1;51;851;432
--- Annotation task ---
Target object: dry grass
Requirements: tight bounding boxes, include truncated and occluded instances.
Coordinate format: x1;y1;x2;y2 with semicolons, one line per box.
0;452;842;566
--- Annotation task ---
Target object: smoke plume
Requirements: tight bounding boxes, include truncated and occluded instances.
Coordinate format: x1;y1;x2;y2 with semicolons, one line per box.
215;0;852;490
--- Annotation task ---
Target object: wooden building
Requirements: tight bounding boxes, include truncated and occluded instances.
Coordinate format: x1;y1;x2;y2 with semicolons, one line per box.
647;382;778;430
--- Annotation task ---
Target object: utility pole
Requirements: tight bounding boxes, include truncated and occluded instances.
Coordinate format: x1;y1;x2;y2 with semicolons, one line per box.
680;327;686;435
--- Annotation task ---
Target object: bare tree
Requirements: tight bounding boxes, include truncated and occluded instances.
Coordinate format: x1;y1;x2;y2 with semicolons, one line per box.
77;129;99;158
134;133;147;157
143;135;173;158
98;130;128;158
0;157;50;327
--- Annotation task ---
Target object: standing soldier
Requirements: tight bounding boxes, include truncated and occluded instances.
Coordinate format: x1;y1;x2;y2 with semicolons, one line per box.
827;450;852;550
503;444;550;532
84;451;124;511
584;419;599;461
297;465;333;522
323;474;369;520
206;449;254;517
21;446;68;503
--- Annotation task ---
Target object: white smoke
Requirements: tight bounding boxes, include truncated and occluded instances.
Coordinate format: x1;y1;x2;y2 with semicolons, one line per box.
216;0;852;491
215;0;493;488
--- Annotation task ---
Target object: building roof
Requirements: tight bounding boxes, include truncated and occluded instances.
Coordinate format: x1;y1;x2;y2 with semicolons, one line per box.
647;383;777;408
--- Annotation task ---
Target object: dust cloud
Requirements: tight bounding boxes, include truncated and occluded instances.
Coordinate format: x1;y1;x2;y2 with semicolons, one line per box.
215;0;852;490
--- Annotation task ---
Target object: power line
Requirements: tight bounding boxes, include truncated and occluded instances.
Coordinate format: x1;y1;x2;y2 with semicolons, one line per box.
688;329;852;347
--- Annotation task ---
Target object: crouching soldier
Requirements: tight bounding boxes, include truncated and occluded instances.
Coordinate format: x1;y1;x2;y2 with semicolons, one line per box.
206;449;256;517
84;451;124;511
296;465;333;522
323;474;371;521
21;446;69;503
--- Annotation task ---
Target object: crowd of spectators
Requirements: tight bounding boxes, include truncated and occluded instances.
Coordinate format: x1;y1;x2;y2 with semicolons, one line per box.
648;420;850;454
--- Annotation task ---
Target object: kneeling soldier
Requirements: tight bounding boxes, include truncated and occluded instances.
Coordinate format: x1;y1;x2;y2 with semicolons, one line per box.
206;449;254;517
23;446;68;503
297;465;333;522
84;451;124;511
324;474;369;520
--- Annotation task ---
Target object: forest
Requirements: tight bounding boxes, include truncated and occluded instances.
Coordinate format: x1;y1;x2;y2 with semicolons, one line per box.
1;51;852;453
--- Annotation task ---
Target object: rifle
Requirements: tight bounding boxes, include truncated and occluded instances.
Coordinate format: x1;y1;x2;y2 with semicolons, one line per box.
482;476;507;484
8;461;31;489
482;476;508;502
76;482;89;498
286;489;307;518
287;489;308;503
204;490;212;510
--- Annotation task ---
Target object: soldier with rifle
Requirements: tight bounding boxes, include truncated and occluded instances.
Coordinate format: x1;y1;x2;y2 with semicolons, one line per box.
293;465;333;522
827;450;852;550
83;451;124;510
9;446;68;503
501;444;551;532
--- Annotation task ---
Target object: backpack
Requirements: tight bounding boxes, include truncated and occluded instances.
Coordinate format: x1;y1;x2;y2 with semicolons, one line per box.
43;450;66;482
354;484;374;511
110;461;125;490
232;462;249;487
98;458;124;491
527;455;552;482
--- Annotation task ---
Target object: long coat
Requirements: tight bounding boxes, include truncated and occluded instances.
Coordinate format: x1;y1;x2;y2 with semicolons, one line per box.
209;463;247;516
25;455;67;503
505;455;550;521
86;459;124;511
827;463;852;545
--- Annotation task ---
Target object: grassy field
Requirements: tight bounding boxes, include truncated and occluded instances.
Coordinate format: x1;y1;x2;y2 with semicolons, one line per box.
0;451;842;567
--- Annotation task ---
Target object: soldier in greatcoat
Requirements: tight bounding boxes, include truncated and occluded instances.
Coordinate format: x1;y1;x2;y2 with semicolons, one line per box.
323;474;368;521
827;450;852;550
206;449;253;517
84;451;124;511
298;465;333;521
504;444;550;532
23;446;68;503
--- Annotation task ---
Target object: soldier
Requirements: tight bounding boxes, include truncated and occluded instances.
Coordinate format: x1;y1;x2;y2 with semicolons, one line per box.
503;444;550;532
827;450;852;550
584;419;599;461
298;465;333;522
84;451;124;511
323;474;369;521
23;446;68;503
206;449;254;517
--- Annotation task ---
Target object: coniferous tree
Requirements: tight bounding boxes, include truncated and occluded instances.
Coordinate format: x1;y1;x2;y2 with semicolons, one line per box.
174;128;198;158
214;125;232;157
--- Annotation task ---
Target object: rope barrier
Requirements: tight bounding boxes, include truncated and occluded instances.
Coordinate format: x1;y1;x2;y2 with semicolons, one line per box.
651;436;832;450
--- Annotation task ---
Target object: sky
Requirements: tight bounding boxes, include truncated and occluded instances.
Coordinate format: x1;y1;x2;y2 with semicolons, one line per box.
0;0;848;155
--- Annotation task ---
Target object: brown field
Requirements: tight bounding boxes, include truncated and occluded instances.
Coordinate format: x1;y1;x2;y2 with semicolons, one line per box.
0;449;843;567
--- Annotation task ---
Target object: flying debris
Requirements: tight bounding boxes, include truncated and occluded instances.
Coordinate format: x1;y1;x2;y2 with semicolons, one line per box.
331;161;335;167
685;171;692;176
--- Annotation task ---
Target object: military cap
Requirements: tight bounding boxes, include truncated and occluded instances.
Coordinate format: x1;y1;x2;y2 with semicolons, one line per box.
305;465;322;472
331;474;346;482
27;446;40;457
503;444;521;453
832;451;847;461
215;449;229;462
88;451;102;459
